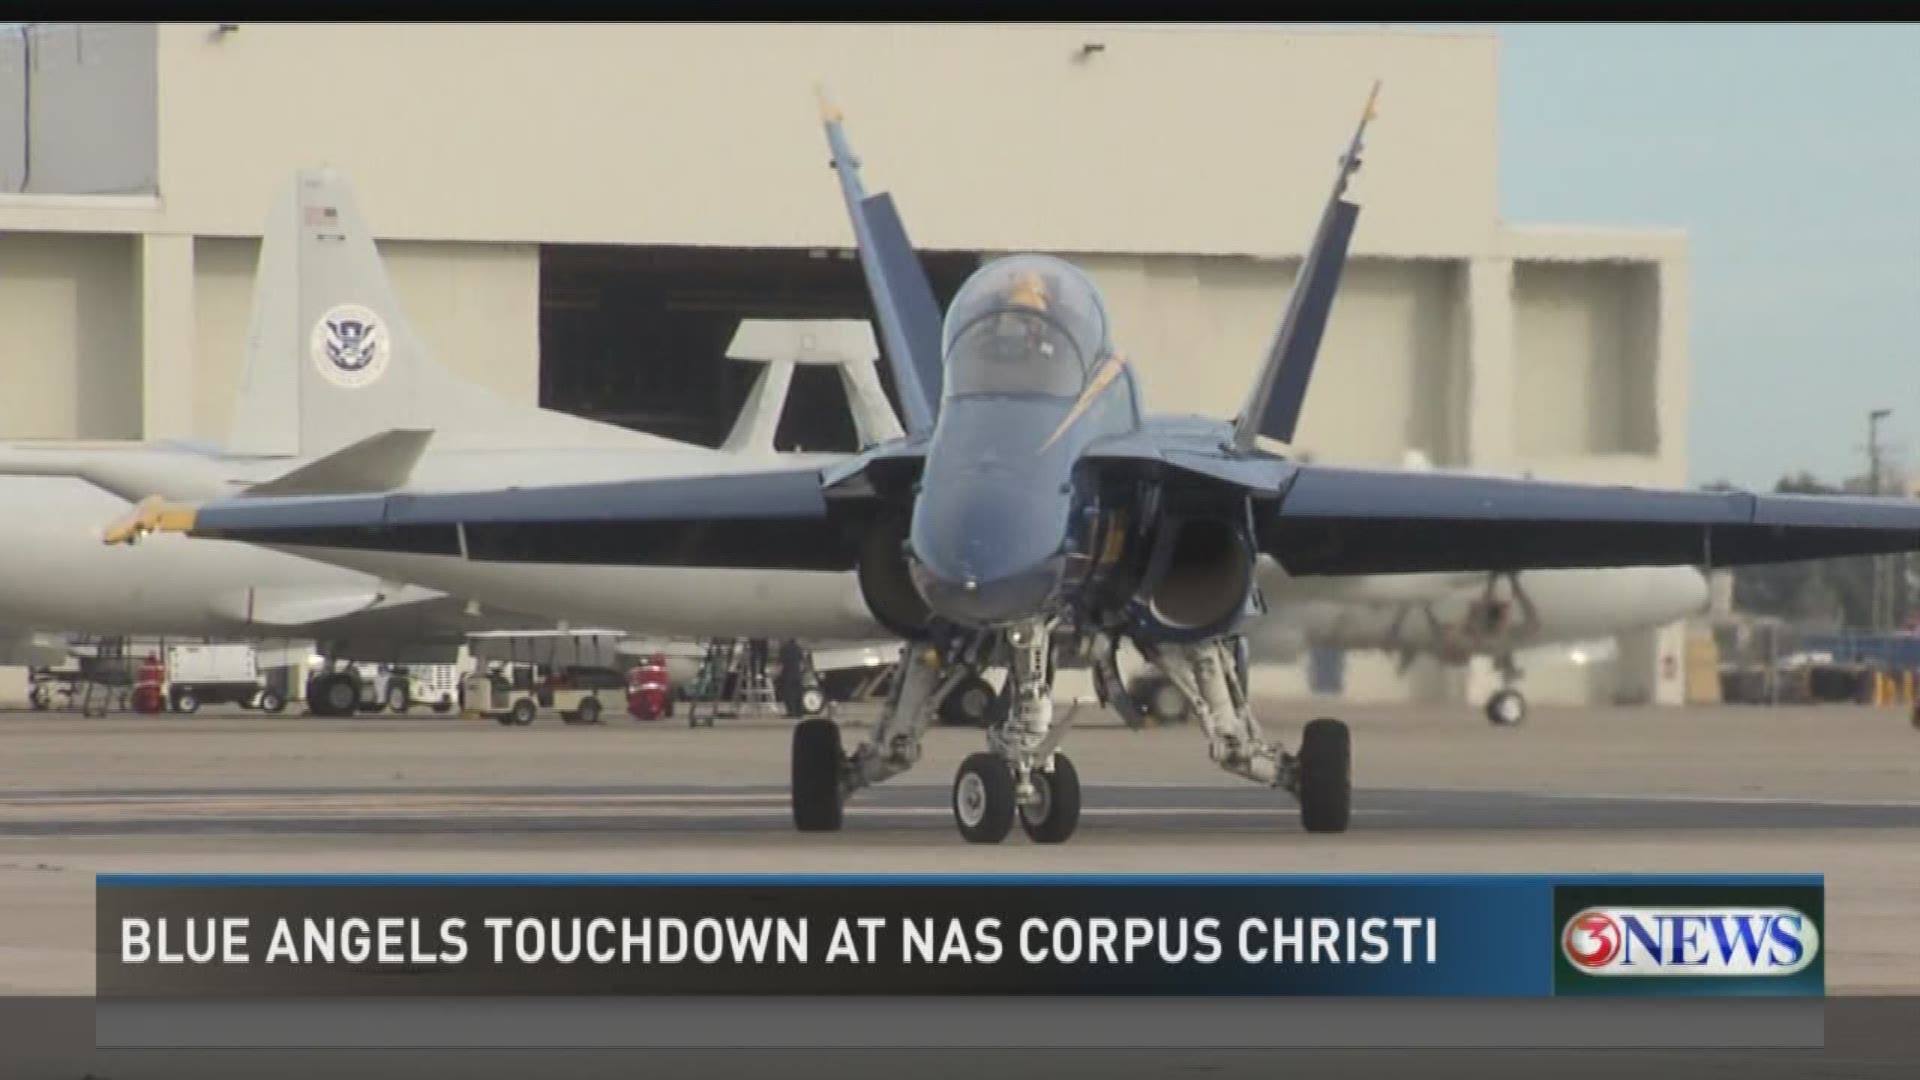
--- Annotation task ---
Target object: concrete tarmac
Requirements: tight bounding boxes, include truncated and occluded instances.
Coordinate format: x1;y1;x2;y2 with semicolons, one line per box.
2;701;1918;998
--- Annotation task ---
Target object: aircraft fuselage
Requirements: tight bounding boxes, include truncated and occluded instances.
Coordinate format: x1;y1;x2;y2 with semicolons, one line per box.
904;255;1143;632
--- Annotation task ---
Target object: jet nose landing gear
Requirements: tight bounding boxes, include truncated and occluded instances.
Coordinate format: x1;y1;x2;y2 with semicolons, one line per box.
951;753;1017;844
949;750;1083;845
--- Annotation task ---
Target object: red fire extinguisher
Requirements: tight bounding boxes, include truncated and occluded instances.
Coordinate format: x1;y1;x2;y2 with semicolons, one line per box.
132;652;166;714
628;654;672;721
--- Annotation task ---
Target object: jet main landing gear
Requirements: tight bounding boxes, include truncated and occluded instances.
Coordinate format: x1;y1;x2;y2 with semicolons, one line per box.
1484;653;1527;727
1146;637;1353;835
785;623;1352;845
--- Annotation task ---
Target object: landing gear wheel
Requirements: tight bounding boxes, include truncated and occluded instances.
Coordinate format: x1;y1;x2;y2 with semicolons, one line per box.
510;699;537;726
1018;753;1082;844
791;718;845;832
1295;717;1352;834
1485;689;1527;727
942;676;996;727
1147;679;1188;725
256;687;286;714
386;683;411;714
577;697;603;725
798;687;827;717
313;673;358;718
952;753;1017;844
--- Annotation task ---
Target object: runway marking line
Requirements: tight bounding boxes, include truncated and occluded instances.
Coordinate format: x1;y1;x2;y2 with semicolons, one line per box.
1538;792;1920;810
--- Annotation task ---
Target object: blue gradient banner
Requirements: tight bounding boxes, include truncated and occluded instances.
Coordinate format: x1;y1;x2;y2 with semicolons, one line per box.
96;874;1824;999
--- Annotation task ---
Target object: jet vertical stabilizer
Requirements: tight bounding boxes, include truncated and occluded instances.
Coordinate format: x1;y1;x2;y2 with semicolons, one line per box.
1232;81;1379;451
817;87;945;437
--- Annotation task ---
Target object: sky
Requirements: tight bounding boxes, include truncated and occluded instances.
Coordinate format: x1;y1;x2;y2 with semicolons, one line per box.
1493;23;1920;490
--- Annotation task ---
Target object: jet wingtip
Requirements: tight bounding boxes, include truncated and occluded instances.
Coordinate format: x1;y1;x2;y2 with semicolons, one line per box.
101;497;198;547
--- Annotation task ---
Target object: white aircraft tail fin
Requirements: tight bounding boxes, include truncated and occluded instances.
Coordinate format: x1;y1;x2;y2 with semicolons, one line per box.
722;319;902;454
227;168;679;458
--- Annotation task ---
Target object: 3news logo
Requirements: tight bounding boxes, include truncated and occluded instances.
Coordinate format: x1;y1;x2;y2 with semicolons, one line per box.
1552;884;1824;995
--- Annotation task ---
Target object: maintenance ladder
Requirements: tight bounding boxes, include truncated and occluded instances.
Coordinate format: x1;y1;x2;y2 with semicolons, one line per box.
684;638;779;728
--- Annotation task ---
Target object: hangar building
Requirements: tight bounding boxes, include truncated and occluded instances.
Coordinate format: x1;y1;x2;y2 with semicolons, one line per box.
0;22;1689;706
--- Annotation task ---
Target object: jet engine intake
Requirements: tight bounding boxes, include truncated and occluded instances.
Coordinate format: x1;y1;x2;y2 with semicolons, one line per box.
857;513;934;638
1129;514;1257;642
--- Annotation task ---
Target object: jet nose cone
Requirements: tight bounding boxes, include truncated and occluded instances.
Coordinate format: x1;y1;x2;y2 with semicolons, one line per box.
910;558;1062;628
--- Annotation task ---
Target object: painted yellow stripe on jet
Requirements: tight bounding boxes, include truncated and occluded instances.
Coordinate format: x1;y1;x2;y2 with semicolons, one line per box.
1040;352;1128;452
101;496;199;546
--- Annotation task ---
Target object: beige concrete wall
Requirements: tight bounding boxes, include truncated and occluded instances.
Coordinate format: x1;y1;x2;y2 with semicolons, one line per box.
1078;254;1462;465
0;232;138;439
1511;261;1660;459
150;24;1498;257
190;237;539;441
188;236;253;440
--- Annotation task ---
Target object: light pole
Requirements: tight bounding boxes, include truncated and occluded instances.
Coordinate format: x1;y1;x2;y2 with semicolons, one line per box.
1868;408;1893;630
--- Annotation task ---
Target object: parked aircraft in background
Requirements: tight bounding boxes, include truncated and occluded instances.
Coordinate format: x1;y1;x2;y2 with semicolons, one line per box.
0;169;902;713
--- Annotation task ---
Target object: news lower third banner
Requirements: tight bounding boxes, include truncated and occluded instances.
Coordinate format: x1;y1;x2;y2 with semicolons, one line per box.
94;874;1826;1049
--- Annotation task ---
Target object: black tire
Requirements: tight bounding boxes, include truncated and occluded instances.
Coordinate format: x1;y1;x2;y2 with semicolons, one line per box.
304;675;330;716
791;718;845;832
171;689;200;715
1296;717;1352;834
1147;678;1188;725
941;676;996;728
578;696;603;725
1485;689;1527;727
510;699;537;726
952;752;1016;844
1019;752;1082;844
798;687;827;716
386;683;411;714
308;672;359;717
28;686;48;711
256;688;286;714
432;695;453;714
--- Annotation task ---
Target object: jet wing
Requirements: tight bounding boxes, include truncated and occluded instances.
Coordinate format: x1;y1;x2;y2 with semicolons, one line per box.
1265;464;1920;575
119;467;864;571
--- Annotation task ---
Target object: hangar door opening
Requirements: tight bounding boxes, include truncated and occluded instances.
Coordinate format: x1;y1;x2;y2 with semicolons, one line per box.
540;246;981;452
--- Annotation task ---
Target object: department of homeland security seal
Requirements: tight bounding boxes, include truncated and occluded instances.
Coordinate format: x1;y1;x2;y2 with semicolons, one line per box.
310;303;390;389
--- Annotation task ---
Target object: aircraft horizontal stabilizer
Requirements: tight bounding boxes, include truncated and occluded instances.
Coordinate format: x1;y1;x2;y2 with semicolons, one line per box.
206;583;449;628
241;428;433;498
